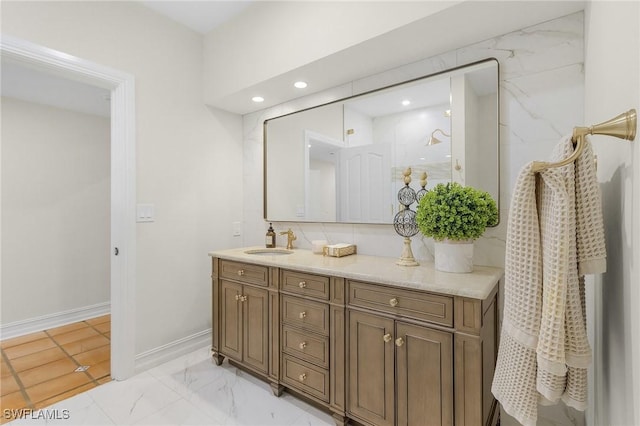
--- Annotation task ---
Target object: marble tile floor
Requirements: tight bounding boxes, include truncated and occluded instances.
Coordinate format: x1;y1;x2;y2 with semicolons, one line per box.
3;346;334;425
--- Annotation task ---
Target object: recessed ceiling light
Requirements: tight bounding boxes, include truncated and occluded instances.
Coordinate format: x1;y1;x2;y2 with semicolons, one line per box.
294;81;308;89
252;96;264;103
402;99;411;106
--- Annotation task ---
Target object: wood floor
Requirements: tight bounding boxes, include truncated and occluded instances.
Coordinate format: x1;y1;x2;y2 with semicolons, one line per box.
0;315;111;423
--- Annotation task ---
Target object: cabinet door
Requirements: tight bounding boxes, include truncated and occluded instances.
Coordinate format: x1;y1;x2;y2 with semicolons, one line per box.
348;311;394;426
243;285;269;373
220;280;243;362
396;322;453;426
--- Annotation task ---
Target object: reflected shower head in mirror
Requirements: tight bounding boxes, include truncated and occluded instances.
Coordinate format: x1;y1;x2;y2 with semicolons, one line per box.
427;128;450;146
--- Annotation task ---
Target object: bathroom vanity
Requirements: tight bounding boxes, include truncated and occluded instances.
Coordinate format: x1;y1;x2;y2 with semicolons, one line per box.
209;247;502;426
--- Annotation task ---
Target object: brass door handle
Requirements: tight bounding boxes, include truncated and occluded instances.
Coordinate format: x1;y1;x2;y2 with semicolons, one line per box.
299;342;307;350
299;373;307;382
237;270;245;276
240;295;248;302
299;281;307;288
299;311;307;319
389;298;399;307
383;333;392;343
395;337;405;347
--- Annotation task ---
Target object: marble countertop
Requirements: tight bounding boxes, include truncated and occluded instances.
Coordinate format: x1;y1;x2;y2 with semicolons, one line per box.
209;247;503;300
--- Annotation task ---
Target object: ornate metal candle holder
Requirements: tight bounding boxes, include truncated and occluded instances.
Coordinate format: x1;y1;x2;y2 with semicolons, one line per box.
393;168;420;266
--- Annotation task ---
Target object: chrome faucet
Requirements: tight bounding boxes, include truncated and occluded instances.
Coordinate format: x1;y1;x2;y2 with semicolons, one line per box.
279;228;297;250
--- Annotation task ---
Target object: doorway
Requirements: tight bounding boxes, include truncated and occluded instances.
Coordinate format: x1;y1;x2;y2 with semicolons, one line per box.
0;35;136;381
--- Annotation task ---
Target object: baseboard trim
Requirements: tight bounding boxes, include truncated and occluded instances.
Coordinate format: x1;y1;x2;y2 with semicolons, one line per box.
134;329;212;374
0;302;111;340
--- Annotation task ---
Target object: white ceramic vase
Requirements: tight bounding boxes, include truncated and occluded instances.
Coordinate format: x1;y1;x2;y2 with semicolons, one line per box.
434;239;474;273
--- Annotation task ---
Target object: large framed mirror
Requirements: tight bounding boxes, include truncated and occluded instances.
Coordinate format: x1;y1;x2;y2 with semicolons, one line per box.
264;58;499;224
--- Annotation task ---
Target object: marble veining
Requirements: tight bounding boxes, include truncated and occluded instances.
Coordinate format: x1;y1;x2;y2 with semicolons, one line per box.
6;346;333;426
210;247;502;300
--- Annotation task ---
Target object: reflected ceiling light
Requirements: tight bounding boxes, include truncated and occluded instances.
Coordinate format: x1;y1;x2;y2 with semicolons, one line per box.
427;128;451;146
294;81;308;89
252;96;264;103
402;99;411;106
445;109;451;117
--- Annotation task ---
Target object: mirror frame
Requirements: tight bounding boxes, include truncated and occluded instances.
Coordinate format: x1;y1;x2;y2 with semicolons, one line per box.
263;58;500;225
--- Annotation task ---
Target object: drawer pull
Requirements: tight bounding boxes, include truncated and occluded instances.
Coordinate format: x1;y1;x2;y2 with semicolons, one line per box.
389;298;399;307
240;295;248;302
299;341;307;350
299;373;307;382
383;333;392;343
237;269;245;276
395;337;405;347
299;311;307;319
299;281;307;288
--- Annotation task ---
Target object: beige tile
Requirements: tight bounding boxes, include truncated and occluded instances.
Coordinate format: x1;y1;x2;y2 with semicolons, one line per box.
34;382;96;410
85;315;110;326
1;357;13;378
61;335;110;356
97;376;112;385
73;345;110;367
1;374;20;396
0;391;29;419
9;347;67;373
1;332;48;350
25;372;92;404
47;322;88;336
3;339;56;360
51;328;99;346
19;358;78;388
87;360;110;380
93;322;110;334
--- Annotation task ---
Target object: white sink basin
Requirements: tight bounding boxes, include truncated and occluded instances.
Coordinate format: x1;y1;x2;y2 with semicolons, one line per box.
244;248;294;256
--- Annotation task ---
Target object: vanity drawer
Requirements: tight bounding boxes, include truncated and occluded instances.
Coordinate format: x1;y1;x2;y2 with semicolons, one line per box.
281;295;329;335
348;280;454;327
282;325;329;369
281;270;330;300
282;354;329;403
219;260;269;287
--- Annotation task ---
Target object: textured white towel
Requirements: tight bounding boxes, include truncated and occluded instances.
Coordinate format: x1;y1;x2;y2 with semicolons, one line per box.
492;135;606;426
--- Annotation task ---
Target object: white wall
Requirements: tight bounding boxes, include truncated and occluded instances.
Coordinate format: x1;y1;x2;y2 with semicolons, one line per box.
203;1;453;105
0;1;244;356
243;11;585;425
584;2;640;425
1;97;110;323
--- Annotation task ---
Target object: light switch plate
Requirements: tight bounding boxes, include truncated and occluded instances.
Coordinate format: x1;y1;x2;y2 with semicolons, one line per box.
136;204;155;222
232;221;241;236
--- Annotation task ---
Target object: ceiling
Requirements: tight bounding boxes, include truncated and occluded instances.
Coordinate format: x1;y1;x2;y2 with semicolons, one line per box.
140;1;253;34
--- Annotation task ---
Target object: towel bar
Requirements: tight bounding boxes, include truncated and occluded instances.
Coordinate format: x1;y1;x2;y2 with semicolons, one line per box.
531;109;636;172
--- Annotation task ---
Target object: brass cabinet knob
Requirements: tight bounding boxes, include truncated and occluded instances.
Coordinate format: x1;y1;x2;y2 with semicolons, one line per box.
235;295;241;301
299;281;307;288
383;333;392;343
299;373;307;382
299;341;307;350
237;270;245;276
299;311;307;319
395;337;405;347
389;298;399;307
240;295;248;302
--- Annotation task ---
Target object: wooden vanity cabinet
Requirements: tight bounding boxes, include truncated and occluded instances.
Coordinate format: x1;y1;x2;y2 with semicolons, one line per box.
347;280;498;426
211;253;500;426
211;258;280;391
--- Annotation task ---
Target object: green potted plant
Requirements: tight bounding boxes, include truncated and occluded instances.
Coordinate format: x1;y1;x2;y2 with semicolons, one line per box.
416;182;498;272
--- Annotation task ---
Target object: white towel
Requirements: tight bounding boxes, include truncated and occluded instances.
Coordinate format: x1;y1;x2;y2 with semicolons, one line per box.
492;135;606;425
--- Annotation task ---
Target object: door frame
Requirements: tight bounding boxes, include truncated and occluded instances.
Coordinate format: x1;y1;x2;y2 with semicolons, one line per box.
1;35;137;380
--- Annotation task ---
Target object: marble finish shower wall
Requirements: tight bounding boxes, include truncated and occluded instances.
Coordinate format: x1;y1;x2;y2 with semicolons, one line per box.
243;12;583;272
